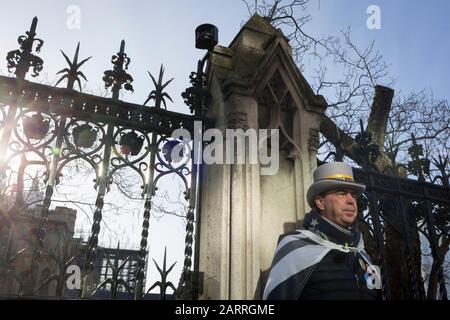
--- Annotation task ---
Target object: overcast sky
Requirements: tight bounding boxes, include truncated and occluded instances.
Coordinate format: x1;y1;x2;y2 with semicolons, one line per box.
1;0;448;294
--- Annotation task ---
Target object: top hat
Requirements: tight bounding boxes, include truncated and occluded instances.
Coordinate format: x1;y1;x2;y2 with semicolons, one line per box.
306;162;366;208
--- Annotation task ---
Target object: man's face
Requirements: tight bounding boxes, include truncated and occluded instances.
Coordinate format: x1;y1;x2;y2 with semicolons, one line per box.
314;188;358;228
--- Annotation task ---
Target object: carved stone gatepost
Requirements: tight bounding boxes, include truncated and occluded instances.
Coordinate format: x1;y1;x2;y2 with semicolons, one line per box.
198;14;327;299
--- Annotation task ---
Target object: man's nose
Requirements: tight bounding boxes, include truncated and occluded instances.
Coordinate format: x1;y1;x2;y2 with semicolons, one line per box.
346;193;356;204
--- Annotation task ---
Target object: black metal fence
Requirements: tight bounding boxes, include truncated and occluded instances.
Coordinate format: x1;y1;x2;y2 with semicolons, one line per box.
354;167;449;300
322;122;449;300
0;17;212;300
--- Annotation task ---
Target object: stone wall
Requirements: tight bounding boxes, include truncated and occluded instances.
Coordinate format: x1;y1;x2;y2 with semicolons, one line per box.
198;14;327;299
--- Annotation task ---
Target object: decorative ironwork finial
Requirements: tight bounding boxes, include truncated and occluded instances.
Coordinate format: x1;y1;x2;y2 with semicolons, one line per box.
36;245;78;298
182;24;218;116
91;241;133;299
355;119;380;169
6;16;44;80
146;247;177;300
333;129;345;161
55;42;92;91
29;16;38;35
407;133;430;182
182;70;208;115
143;65;174;109
119;40;125;54
356;119;370;146
102;40;134;99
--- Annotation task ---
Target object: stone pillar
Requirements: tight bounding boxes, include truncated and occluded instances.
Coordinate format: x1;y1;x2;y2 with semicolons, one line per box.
225;93;261;299
197;14;326;300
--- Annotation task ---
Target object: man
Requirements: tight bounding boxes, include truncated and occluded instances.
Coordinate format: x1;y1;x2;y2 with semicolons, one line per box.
263;162;381;300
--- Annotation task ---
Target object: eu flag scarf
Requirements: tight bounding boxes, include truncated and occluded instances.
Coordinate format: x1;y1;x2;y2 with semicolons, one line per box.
262;209;372;300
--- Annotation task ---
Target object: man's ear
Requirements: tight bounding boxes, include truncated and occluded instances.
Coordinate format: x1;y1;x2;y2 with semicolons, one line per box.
314;196;325;211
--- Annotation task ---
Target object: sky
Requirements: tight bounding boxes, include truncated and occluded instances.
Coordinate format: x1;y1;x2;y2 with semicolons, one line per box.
0;0;448;295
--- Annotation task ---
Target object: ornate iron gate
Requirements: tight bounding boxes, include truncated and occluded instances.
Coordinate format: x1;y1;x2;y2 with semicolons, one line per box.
354;166;449;300
322;123;450;300
0;17;215;299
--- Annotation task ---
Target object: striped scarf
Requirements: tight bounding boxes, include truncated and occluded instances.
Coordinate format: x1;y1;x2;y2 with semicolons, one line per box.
262;209;373;300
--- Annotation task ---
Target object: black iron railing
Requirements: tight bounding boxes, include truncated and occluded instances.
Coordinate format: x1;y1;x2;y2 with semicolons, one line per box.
0;17;215;300
322;120;450;300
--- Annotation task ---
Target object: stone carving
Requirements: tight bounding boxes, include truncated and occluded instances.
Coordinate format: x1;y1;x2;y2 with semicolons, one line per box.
308;128;320;151
227;111;248;130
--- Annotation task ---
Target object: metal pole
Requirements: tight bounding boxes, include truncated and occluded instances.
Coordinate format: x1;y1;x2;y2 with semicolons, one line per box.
397;195;422;299
81;40;130;298
177;145;198;299
367;173;391;300
134;132;157;299
81;121;114;296
423;195;448;300
27;51;79;294
177;52;209;299
192;151;204;300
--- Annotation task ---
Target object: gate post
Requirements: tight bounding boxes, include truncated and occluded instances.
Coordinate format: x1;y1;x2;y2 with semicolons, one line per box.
197;14;327;299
